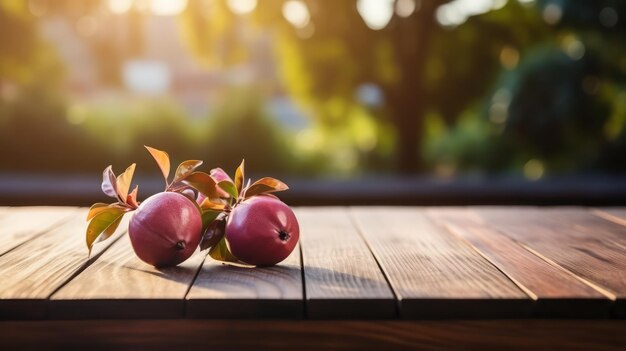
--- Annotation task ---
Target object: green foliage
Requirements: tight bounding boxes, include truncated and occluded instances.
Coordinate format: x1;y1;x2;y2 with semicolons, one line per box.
3;0;626;178
427;0;626;176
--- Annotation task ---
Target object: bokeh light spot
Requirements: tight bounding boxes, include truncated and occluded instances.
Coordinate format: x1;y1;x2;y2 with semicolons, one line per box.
543;3;562;25
561;35;585;60
357;0;394;30
107;0;133;14
599;7;619;28
395;0;418;18
524;159;544;181
500;45;519;69
150;0;187;16
227;0;257;15
282;1;310;29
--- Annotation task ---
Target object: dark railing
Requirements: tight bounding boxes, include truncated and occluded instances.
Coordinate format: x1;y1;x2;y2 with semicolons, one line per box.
2;173;626;207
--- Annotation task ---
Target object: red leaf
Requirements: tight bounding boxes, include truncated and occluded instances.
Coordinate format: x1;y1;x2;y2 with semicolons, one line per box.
183;171;221;201
210;168;233;183
126;185;140;209
244;177;289;198
101;165;118;199
200;217;225;251
173;160;203;183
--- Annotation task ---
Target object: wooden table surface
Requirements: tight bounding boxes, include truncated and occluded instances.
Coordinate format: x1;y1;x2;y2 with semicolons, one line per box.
1;206;626;350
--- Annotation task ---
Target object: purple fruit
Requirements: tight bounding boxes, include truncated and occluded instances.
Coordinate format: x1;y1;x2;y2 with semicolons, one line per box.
129;192;202;267
225;196;299;266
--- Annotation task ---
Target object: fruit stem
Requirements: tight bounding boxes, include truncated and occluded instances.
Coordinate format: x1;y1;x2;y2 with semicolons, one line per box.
175;241;186;250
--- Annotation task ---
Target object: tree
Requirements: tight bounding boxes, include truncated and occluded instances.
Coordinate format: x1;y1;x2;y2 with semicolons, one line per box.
179;0;572;174
179;0;451;173
425;0;626;175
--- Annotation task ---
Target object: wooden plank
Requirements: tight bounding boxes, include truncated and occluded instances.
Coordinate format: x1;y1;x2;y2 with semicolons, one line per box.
350;207;530;319
2;320;626;351
297;208;396;319
428;208;610;318
0;206;78;256
186;242;302;319
0;207;10;221
474;207;626;317
592;208;626;250
0;209;121;319
51;234;205;319
533;207;626;249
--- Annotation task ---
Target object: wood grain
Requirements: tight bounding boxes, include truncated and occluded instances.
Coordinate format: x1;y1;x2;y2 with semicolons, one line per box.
2;320;625;351
593;208;626;249
297;208;395;319
0;209;122;319
350;207;530;319
428;208;611;317
51;233;205;319
186;243;303;319
0;207;9;221
0;206;78;256
474;207;626;317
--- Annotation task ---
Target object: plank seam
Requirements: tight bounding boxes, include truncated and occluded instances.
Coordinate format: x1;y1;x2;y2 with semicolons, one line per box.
428;214;539;301
589;209;626;252
517;243;617;301
347;207;400;317
0;208;80;258
298;242;307;319
468;209;619;301
182;251;209;317
45;229;129;317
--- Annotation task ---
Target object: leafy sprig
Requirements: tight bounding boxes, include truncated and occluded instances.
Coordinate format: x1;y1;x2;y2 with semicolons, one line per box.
194;160;289;266
85;164;138;254
85;146;290;267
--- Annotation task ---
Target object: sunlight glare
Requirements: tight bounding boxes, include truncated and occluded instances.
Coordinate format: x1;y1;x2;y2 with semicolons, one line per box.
108;0;133;14
436;0;508;27
395;0;418;18
282;1;310;29
150;0;187;16
227;0;257;15
357;0;394;30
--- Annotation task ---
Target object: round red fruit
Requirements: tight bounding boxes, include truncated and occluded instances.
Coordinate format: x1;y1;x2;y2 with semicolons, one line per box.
129;192;202;267
225;196;299;266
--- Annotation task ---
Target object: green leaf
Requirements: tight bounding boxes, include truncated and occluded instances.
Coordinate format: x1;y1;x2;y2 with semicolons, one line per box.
244;177;289;198
217;180;238;199
200;217;225;251
199;198;226;211
183;171;220;201
101;165;118;199
173;160;203;183
96;215;123;245
201;209;221;229
116;163;136;203
87;202;109;221
209;236;253;267
86;207;126;254
235;159;245;195
145;146;170;183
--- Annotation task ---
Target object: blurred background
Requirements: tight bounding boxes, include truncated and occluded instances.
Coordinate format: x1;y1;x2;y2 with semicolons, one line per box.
1;0;626;205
